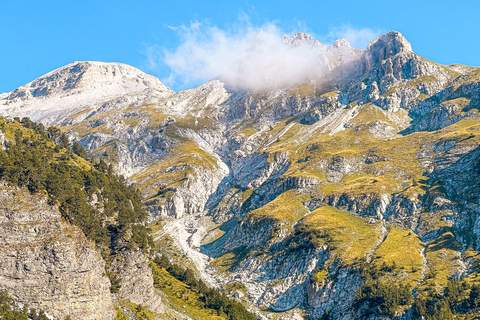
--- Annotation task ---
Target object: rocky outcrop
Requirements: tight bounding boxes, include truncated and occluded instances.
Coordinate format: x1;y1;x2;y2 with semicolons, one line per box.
109;250;164;314
307;267;362;320
346;31;454;113
0;184;115;320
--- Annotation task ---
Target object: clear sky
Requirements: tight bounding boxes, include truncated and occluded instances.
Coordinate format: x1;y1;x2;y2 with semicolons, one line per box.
1;0;479;93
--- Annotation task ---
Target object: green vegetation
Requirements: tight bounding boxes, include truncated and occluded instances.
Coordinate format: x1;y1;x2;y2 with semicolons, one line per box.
118;301;156;320
245;189;309;224
133;136;218;205
289;82;315;96
152;256;256;320
413;279;480;319
0;290;49;320
354;227;480;318
0;117;153;256
236;126;258;138
355;260;414;316
107;271;122;293
261;104;480;203
210;252;237;273
334;227;422;317
292;206;380;263
373;228;424;284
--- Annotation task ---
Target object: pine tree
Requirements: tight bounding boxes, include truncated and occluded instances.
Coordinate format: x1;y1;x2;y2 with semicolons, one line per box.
72;141;88;159
469;284;480;311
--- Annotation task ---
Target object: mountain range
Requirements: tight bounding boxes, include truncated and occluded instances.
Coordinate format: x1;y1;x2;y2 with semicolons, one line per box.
1;31;480;319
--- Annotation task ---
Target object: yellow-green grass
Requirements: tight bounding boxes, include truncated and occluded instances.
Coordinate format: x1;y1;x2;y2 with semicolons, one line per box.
323;90;340;98
61;104;177;137
241;187;257;204
423;232;463;289
383;86;398;96
70;154;93;171
244;189;310;224
68;121;115;137
132;139;218;197
464;251;480;285
267;108;480;200
118;301;157;320
289;82;315;97
62;104;161;133
310;268;329;284
211;248;265;274
298;206;381;263
201;227;226;247
173;114;217;131
0;119;94;173
407;75;439;86
443;97;471;107
0;119;57;149
210;252;237;272
373;227;424;284
150;230;199;271
453;67;480;87
236;126;258;138
416;208;452;238
114;307;130;320
151;263;226;320
381;75;439;98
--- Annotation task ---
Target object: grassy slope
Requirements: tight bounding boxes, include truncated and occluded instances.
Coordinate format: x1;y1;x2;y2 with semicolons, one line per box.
225;99;480;310
56;71;480;317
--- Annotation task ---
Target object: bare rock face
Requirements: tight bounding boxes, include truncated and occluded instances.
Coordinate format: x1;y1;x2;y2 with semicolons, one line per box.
307;268;362;319
109;249;164;314
365;31;412;64
0;184;115;320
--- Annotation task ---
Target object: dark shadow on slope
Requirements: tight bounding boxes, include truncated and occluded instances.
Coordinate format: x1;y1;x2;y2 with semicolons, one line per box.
400;82;480;136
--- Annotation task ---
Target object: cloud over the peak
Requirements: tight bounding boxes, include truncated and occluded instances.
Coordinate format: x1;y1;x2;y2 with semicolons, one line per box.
324;25;382;49
145;20;381;91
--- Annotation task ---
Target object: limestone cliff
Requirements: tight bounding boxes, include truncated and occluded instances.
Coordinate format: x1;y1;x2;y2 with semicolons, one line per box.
0;183;115;320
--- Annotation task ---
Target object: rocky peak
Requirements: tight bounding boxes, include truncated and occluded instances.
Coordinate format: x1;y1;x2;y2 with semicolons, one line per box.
291;32;315;43
333;38;351;48
284;32;327;49
0;61;174;125
2;61;171;101
366;31;412;63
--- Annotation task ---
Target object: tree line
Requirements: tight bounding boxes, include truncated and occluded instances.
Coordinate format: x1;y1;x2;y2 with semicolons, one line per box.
153;256;256;320
0;117;153;255
354;258;480;319
0;290;49;320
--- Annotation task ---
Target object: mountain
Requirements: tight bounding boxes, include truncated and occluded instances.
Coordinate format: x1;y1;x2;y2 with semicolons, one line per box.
0;61;173;126
1;31;480;319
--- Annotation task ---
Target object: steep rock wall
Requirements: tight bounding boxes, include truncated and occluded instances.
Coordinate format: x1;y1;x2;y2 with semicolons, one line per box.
0;184;115;320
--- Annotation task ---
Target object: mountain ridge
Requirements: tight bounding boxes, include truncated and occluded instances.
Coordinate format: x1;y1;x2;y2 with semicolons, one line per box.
1;30;480;319
0;61;174;126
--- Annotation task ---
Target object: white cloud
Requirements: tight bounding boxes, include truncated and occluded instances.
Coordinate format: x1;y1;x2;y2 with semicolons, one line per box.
324;25;383;49
145;19;381;91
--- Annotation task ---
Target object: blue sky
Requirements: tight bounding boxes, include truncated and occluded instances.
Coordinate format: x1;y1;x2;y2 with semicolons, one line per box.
1;0;479;93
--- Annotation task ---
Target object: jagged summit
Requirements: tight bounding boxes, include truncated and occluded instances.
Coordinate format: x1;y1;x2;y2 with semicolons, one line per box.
282;32;328;53
292;31;315;42
287;31;322;46
366;31;413;62
333;38;351;48
368;31;412;53
0;61;173;125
